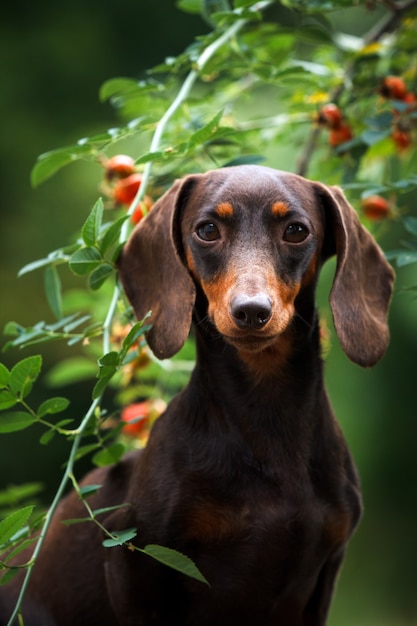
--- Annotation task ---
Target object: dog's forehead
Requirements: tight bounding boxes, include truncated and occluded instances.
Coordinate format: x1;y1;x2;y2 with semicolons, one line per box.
195;166;318;214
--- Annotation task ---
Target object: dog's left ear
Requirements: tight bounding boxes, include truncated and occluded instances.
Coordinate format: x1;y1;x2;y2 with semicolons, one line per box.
315;182;395;367
117;175;201;359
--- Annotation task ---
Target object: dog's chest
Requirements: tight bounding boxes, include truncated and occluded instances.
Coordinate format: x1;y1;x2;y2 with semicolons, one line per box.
183;485;348;556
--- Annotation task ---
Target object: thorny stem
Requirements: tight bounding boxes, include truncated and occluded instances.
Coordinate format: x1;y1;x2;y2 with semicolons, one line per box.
296;0;417;178
6;4;273;623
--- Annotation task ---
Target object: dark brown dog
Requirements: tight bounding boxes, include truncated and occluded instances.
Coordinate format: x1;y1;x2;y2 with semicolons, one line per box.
0;165;394;625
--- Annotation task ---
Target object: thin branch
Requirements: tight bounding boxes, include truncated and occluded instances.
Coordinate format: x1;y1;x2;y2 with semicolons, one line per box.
7;398;101;626
296;0;417;177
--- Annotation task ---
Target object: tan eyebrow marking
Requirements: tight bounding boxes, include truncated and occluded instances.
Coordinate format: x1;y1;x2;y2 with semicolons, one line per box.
271;202;290;217
215;202;234;218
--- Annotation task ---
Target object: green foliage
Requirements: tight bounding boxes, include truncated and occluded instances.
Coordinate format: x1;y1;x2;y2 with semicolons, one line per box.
2;0;417;619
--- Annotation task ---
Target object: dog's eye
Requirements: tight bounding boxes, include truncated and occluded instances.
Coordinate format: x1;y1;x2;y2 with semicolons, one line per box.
196;222;220;242
283;223;309;243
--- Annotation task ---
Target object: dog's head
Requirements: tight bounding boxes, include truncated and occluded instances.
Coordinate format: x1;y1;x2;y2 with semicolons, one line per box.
117;165;394;367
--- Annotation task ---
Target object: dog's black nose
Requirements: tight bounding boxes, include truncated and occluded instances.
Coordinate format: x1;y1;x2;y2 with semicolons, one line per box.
231;294;272;329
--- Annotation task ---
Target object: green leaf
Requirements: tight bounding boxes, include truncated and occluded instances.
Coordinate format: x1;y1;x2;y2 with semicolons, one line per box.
102;527;137;547
121;318;151;358
0;363;10;388
99;77;142;102
69;247;102;276
10;355;42;398
0;390;17;410
37;397;70;418
18;247;72;277
82;198;104;246
143;544;209;585
93;352;121;398
92;503;130;517
135;150;169;165
92;375;114;400
31;144;92;187
396;251;417;267
0;411;35;433
188;110;223;148
92;443;126;467
79;484;102;498
63;314;92;333
88;263;114;290
59;516;91;526
0;568;21;586
176;0;202;14
74;443;102;462
403;216;417;237
361;128;391;146
0;506;34;547
39;429;56;445
44;265;63;319
99;351;121;369
99;215;129;255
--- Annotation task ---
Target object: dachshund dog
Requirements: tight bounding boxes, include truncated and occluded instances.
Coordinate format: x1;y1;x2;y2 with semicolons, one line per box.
0;165;394;625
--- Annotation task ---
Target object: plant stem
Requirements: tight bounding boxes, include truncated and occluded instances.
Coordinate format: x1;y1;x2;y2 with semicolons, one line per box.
7;398;100;626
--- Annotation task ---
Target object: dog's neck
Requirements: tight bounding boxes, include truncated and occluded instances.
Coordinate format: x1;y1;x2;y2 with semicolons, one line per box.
173;316;326;483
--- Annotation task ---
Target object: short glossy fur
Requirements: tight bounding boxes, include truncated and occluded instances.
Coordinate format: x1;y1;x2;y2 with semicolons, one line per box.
0;165;394;625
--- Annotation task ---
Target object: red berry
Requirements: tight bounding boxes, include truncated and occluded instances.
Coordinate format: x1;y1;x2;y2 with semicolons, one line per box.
120;402;150;436
329;123;353;147
113;173;142;205
362;195;390;221
380;76;408;100
130;196;153;224
317;104;343;129
104;154;136;180
392;128;412;151
131;205;144;225
403;92;416;107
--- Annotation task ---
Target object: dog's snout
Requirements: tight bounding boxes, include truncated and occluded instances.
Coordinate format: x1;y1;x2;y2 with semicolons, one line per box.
230;294;273;330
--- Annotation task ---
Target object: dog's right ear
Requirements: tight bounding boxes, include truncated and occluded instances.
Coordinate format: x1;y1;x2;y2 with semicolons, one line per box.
117;176;201;359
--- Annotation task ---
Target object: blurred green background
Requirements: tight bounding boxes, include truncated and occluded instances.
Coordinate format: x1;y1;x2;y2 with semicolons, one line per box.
1;2;416;624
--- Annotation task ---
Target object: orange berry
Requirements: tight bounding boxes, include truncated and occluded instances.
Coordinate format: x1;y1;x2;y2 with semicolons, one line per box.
362;195;390;221
329;123;353;147
104;154;136;180
317;104;343;129
120;402;150;437
380;76;408;100
113;173;142;205
131;196;153;225
392;128;412;151
131;206;144;225
403;92;416;107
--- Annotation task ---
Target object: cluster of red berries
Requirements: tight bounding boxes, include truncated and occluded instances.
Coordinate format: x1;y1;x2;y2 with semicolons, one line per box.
101;154;152;224
379;75;416;152
316;75;416;154
316;103;353;148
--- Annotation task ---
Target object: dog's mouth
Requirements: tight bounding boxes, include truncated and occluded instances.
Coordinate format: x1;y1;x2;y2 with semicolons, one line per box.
223;331;281;353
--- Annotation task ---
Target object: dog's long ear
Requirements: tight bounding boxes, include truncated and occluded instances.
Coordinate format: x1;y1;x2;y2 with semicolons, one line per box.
117;176;200;359
315;183;395;367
